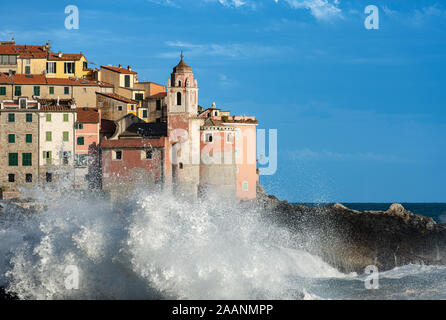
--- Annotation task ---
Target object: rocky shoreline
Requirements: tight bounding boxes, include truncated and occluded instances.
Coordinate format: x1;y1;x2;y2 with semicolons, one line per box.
256;184;446;274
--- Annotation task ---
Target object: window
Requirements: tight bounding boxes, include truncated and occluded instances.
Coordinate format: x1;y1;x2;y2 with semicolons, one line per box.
43;151;52;165
64;87;70;95
83;61;88;70
178;81;182;87
0;55;17;65
33;86;40;96
77;137;84;145
226;133;233;143
117;106;123;111
146;150;153;160
177;92;182;106
46;131;52;141
179;163;184;169
8;174;15;183
63;114;69;122
130;105;135;111
142;109;148;118
46;172;52;183
62;152;70;165
46;62;56;74
124;75;130;88
75;123;84;130
8;113;15;122
242;181;249;191
49;87;54;94
26;134;32;143
0;87;6;95
64;62;75;74
46;114;51;122
25;66;31;74
205;133;213;143
8;134;15;143
19;98;26;109
14;86;21;96
63;131;69;141
135;93;144;101
26;113;32;122
26;174;32;183
156;100;161;110
22;153;32;166
8;153;18;166
114;151;122;160
74;154;88;167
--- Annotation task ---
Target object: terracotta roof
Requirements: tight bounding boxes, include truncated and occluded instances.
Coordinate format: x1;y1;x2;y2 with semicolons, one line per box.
47;52;84;61
101;65;137;75
37;98;74;106
149;92;167;99
101;138;166;149
0;44;48;58
11;74;47;84
40;105;75;112
173;58;192;73
96;92;137;104
77;107;99;123
0;73;110;87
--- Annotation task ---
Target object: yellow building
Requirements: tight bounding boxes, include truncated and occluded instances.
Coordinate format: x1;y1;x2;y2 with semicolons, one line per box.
0;39;93;79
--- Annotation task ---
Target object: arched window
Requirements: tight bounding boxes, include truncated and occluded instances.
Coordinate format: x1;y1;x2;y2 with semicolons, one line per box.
178;80;182;87
177;92;182;106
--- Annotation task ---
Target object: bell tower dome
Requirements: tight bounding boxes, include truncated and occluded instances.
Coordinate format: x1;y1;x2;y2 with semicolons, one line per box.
167;53;199;116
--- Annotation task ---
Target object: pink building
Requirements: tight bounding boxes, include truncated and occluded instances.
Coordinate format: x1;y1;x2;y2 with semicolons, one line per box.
74;107;100;189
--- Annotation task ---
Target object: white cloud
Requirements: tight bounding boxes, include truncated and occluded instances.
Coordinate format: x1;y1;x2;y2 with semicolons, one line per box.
160;40;287;59
148;0;342;20
283;0;342;21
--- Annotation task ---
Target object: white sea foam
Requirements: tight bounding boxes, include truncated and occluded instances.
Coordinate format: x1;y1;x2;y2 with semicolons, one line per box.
0;188;344;300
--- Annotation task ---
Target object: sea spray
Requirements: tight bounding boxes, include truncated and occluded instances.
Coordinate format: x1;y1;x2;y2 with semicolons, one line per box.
0;188;344;299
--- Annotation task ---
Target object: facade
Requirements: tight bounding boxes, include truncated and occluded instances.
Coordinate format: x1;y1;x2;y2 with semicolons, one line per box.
0;98;40;196
96;92;140;121
0;39;92;79
38;104;76;186
0;73;113;107
74;107;101;189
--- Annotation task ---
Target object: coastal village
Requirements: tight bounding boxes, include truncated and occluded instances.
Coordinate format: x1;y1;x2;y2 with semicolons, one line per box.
0;38;259;201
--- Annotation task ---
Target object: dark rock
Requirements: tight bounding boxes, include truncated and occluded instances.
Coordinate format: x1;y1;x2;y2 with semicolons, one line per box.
256;184;446;274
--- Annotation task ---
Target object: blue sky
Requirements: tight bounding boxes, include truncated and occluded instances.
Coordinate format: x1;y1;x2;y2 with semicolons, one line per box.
1;0;445;202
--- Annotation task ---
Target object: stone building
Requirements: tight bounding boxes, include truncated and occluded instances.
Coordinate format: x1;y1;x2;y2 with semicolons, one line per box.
0;98;40;196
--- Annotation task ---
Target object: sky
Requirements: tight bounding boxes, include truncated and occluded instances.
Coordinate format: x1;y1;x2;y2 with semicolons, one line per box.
1;0;445;202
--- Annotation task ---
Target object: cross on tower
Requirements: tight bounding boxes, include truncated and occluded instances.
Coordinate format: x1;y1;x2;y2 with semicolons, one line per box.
180;51;184;60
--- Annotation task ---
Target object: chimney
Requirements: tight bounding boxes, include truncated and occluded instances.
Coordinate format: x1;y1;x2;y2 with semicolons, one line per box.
127;66;131;71
118;64;122;68
58;51;62;58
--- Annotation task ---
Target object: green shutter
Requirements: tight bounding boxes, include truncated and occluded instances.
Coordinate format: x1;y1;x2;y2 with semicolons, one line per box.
8;134;15;143
22;153;32;166
77;137;84;145
14;86;21;96
8;113;15;122
34;86;40;96
63;131;69;141
143;110;148;118
8;153;18;166
26;134;32;143
26;113;32;122
63;114;69;122
0;87;6;95
46;131;52;141
49;87;54;94
125;75;130;88
64;87;69;94
46;114;51;122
